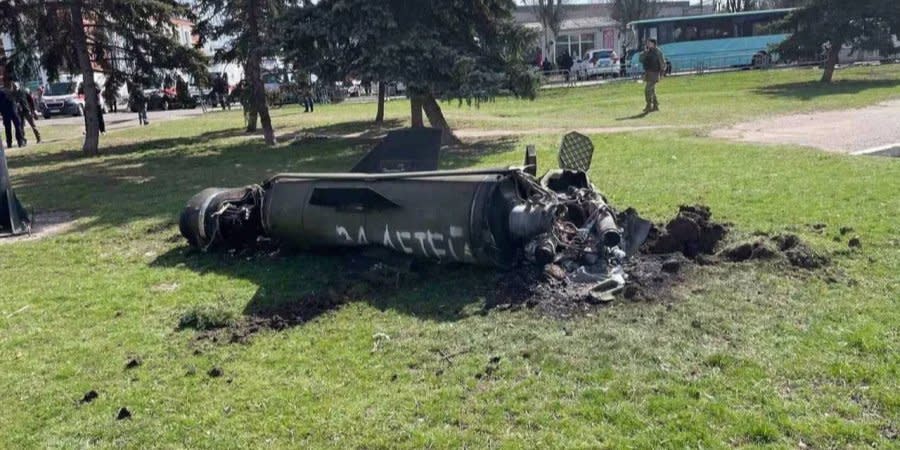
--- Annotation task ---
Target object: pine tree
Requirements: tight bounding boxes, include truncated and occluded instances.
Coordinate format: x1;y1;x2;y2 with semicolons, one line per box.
279;0;396;124
196;0;287;145
771;0;900;82
281;0;538;145
15;0;207;156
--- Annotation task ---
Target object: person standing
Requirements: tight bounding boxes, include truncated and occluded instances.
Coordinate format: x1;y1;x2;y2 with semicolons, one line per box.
558;50;574;82
12;82;40;144
301;82;314;113
103;76;119;113
94;89;106;134
129;82;149;126
0;77;26;148
639;38;666;113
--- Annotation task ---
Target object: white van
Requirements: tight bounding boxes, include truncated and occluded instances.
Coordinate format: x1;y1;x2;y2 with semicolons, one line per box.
40;75;108;118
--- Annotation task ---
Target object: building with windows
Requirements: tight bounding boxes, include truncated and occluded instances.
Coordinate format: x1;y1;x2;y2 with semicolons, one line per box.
515;1;712;66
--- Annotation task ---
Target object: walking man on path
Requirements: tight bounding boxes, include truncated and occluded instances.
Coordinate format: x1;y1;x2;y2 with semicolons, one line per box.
639;38;666;113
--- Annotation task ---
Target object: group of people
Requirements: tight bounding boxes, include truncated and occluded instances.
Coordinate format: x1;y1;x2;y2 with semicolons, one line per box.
0;65;41;149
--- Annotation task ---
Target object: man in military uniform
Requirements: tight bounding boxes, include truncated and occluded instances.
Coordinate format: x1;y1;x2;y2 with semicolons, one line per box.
639;38;666;113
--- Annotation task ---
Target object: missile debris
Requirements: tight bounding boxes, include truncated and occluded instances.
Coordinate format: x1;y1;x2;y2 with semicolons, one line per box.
179;129;652;295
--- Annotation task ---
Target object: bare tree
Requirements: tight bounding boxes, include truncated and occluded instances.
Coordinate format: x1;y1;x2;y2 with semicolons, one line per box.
608;0;660;55
525;0;567;65
716;0;760;12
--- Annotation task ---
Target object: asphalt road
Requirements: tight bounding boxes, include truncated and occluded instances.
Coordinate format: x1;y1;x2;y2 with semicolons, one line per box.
711;99;900;155
37;107;209;132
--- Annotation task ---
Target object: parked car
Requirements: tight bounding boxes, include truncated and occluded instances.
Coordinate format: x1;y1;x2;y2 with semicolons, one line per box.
127;87;177;112
189;85;211;105
347;84;364;97
149;86;178;110
40;80;107;118
572;49;620;80
386;81;406;96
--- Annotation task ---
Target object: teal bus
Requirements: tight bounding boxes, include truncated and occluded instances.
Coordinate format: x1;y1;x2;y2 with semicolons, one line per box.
627;8;795;74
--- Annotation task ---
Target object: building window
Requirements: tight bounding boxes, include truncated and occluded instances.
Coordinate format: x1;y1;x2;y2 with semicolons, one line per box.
556;33;597;60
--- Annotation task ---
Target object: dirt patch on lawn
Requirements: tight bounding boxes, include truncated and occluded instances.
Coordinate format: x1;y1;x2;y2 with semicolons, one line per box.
177;205;836;343
485;205;832;318
0;211;76;245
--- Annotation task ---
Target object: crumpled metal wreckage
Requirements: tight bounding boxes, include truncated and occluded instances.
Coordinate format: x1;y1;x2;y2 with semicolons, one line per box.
1;139;31;236
179;128;652;300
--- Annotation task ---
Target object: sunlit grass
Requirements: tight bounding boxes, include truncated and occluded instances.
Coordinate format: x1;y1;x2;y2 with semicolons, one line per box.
1;65;898;448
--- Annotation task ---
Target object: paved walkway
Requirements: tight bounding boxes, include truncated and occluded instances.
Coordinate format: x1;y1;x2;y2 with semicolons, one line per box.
300;125;691;141
711;99;900;154
38;108;208;131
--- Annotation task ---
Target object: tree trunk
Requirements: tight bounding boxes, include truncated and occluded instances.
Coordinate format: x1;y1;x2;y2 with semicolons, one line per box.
821;45;839;83
69;0;100;156
244;62;257;131
246;0;275;145
410;95;424;128
375;81;385;124
422;93;460;146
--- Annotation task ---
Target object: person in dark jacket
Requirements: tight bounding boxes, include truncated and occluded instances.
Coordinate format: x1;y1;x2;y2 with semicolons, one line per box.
128;81;149;126
557;51;574;82
12;82;40;144
0;75;26;148
639;38;666;113
212;74;231;111
301;82;314;113
87;89;106;134
103;75;120;113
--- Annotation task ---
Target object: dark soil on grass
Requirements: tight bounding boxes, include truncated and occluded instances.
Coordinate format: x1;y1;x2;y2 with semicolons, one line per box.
177;204;833;342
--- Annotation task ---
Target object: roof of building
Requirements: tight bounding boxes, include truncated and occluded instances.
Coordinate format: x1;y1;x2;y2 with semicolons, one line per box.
559;16;619;30
628;8;795;27
519;16;618;31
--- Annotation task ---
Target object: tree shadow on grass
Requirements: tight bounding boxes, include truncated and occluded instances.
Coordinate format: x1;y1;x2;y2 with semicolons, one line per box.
282;118;406;140
8;127;249;170
615;112;650;121
754;78;900;101
152;245;503;327
441;137;519;169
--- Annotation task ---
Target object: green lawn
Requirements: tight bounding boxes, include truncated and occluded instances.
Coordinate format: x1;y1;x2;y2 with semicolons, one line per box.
1;65;898;448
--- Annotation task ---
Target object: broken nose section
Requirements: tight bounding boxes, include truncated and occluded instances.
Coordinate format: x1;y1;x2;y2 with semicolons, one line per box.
179;130;652;300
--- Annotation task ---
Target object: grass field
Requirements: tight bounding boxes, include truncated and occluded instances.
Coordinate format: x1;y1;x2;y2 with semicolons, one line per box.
1;65;898;448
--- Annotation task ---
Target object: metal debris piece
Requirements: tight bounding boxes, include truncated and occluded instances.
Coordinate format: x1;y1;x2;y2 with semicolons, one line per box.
558;131;594;172
0;139;31;236
179;128;650;298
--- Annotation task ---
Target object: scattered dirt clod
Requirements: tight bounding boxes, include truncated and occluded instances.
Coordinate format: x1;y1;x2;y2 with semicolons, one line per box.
644;205;728;258
661;259;682;273
208;367;223;378
721;240;777;262
80;390;98;404
116;407;132;420
125;357;142;370
848;237;862;248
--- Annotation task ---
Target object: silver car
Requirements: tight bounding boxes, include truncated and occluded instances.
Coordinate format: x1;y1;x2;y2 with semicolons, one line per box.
573;49;621;80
